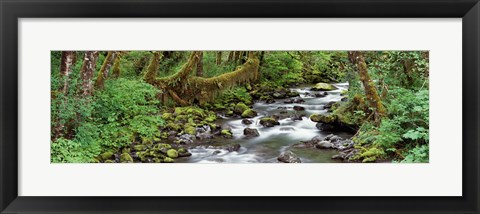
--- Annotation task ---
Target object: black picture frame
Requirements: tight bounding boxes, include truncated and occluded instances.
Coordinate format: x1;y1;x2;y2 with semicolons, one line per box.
1;0;479;213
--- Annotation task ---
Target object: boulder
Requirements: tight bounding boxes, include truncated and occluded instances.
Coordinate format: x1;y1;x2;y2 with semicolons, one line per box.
293;105;305;111
234;103;249;115
332;152;347;160
242;119;253;125
163;157;174;163
290;114;303;121
324;101;337;109
316;123;336;131
260;117;280;127
120;153;133;163
272;92;285;99
241;109;258;118
178;148;192;157
266;99;275;104
100;151;114;160
226;144;241;152
287;91;300;97
166;149;179;158
277;150;302;163
243;128;260;137
311;83;338;91
315;92;328;97
176;134;195;144
293;98;305;104
283;99;294;104
315;141;333;149
221;129;233;138
310;114;336;123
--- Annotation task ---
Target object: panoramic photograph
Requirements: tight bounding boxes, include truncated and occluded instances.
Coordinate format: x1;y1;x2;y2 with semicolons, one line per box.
51;51;429;163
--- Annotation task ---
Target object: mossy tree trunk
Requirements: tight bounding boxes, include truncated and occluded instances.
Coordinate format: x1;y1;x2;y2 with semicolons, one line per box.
196;51;203;77
59;51;76;94
95;51;118;89
216;51;222;65
111;52;123;78
79;51;99;97
144;51;260;106
348;51;386;122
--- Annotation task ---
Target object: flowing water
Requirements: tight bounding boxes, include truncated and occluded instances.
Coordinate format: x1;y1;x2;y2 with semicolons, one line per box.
178;83;352;163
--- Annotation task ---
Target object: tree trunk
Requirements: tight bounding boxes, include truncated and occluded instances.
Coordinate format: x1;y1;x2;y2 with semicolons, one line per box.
95;51;118;89
227;51;234;62
196;51;203;77
233;51;240;62
59;51;76;94
216;51;222;65
111;54;122;78
79;51;99;97
144;51;162;83
348;51;386;121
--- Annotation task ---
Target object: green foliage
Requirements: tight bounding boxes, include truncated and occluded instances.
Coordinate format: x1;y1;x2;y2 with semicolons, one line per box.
352;81;429;162
51;138;101;163
401;144;429;163
261;52;304;86
213;86;253;109
51;78;165;163
51;50;430;163
91;78;164;149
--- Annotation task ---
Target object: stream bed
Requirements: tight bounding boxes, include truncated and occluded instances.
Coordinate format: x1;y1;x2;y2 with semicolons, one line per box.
177;83;352;163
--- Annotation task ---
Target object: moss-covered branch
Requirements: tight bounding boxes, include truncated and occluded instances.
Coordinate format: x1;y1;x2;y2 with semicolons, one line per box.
144;51;259;105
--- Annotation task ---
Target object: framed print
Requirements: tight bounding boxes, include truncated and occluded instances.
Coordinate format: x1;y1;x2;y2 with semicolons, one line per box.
1;0;479;213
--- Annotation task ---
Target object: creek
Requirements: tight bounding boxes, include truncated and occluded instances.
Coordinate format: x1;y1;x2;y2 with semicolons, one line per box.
177;83;352;163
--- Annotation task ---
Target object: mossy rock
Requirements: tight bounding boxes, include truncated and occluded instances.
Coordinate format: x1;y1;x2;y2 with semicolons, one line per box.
209;123;217;130
133;144;147;151
310;114;336;123
287;91;300;97
121;147;131;154
226;110;234;116
104;160;115;163
184;125;197;135
241;109;258;118
311;83;338;91
120;153;133;163
153;157;163;163
166;122;182;131
166;149;179;158
164;157;174;163
259;117;280;127
174;107;186;115
214;103;227;110
100;151;114;160
221;129;233;138
178;148;187;153
204;114;217;122
234;103;249;115
174;115;188;122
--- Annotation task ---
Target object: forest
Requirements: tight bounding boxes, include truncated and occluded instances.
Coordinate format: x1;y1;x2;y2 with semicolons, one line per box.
51;50;429;163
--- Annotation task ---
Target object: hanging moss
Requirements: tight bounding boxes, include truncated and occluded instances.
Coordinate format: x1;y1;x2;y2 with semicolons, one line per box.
145;51;260;106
